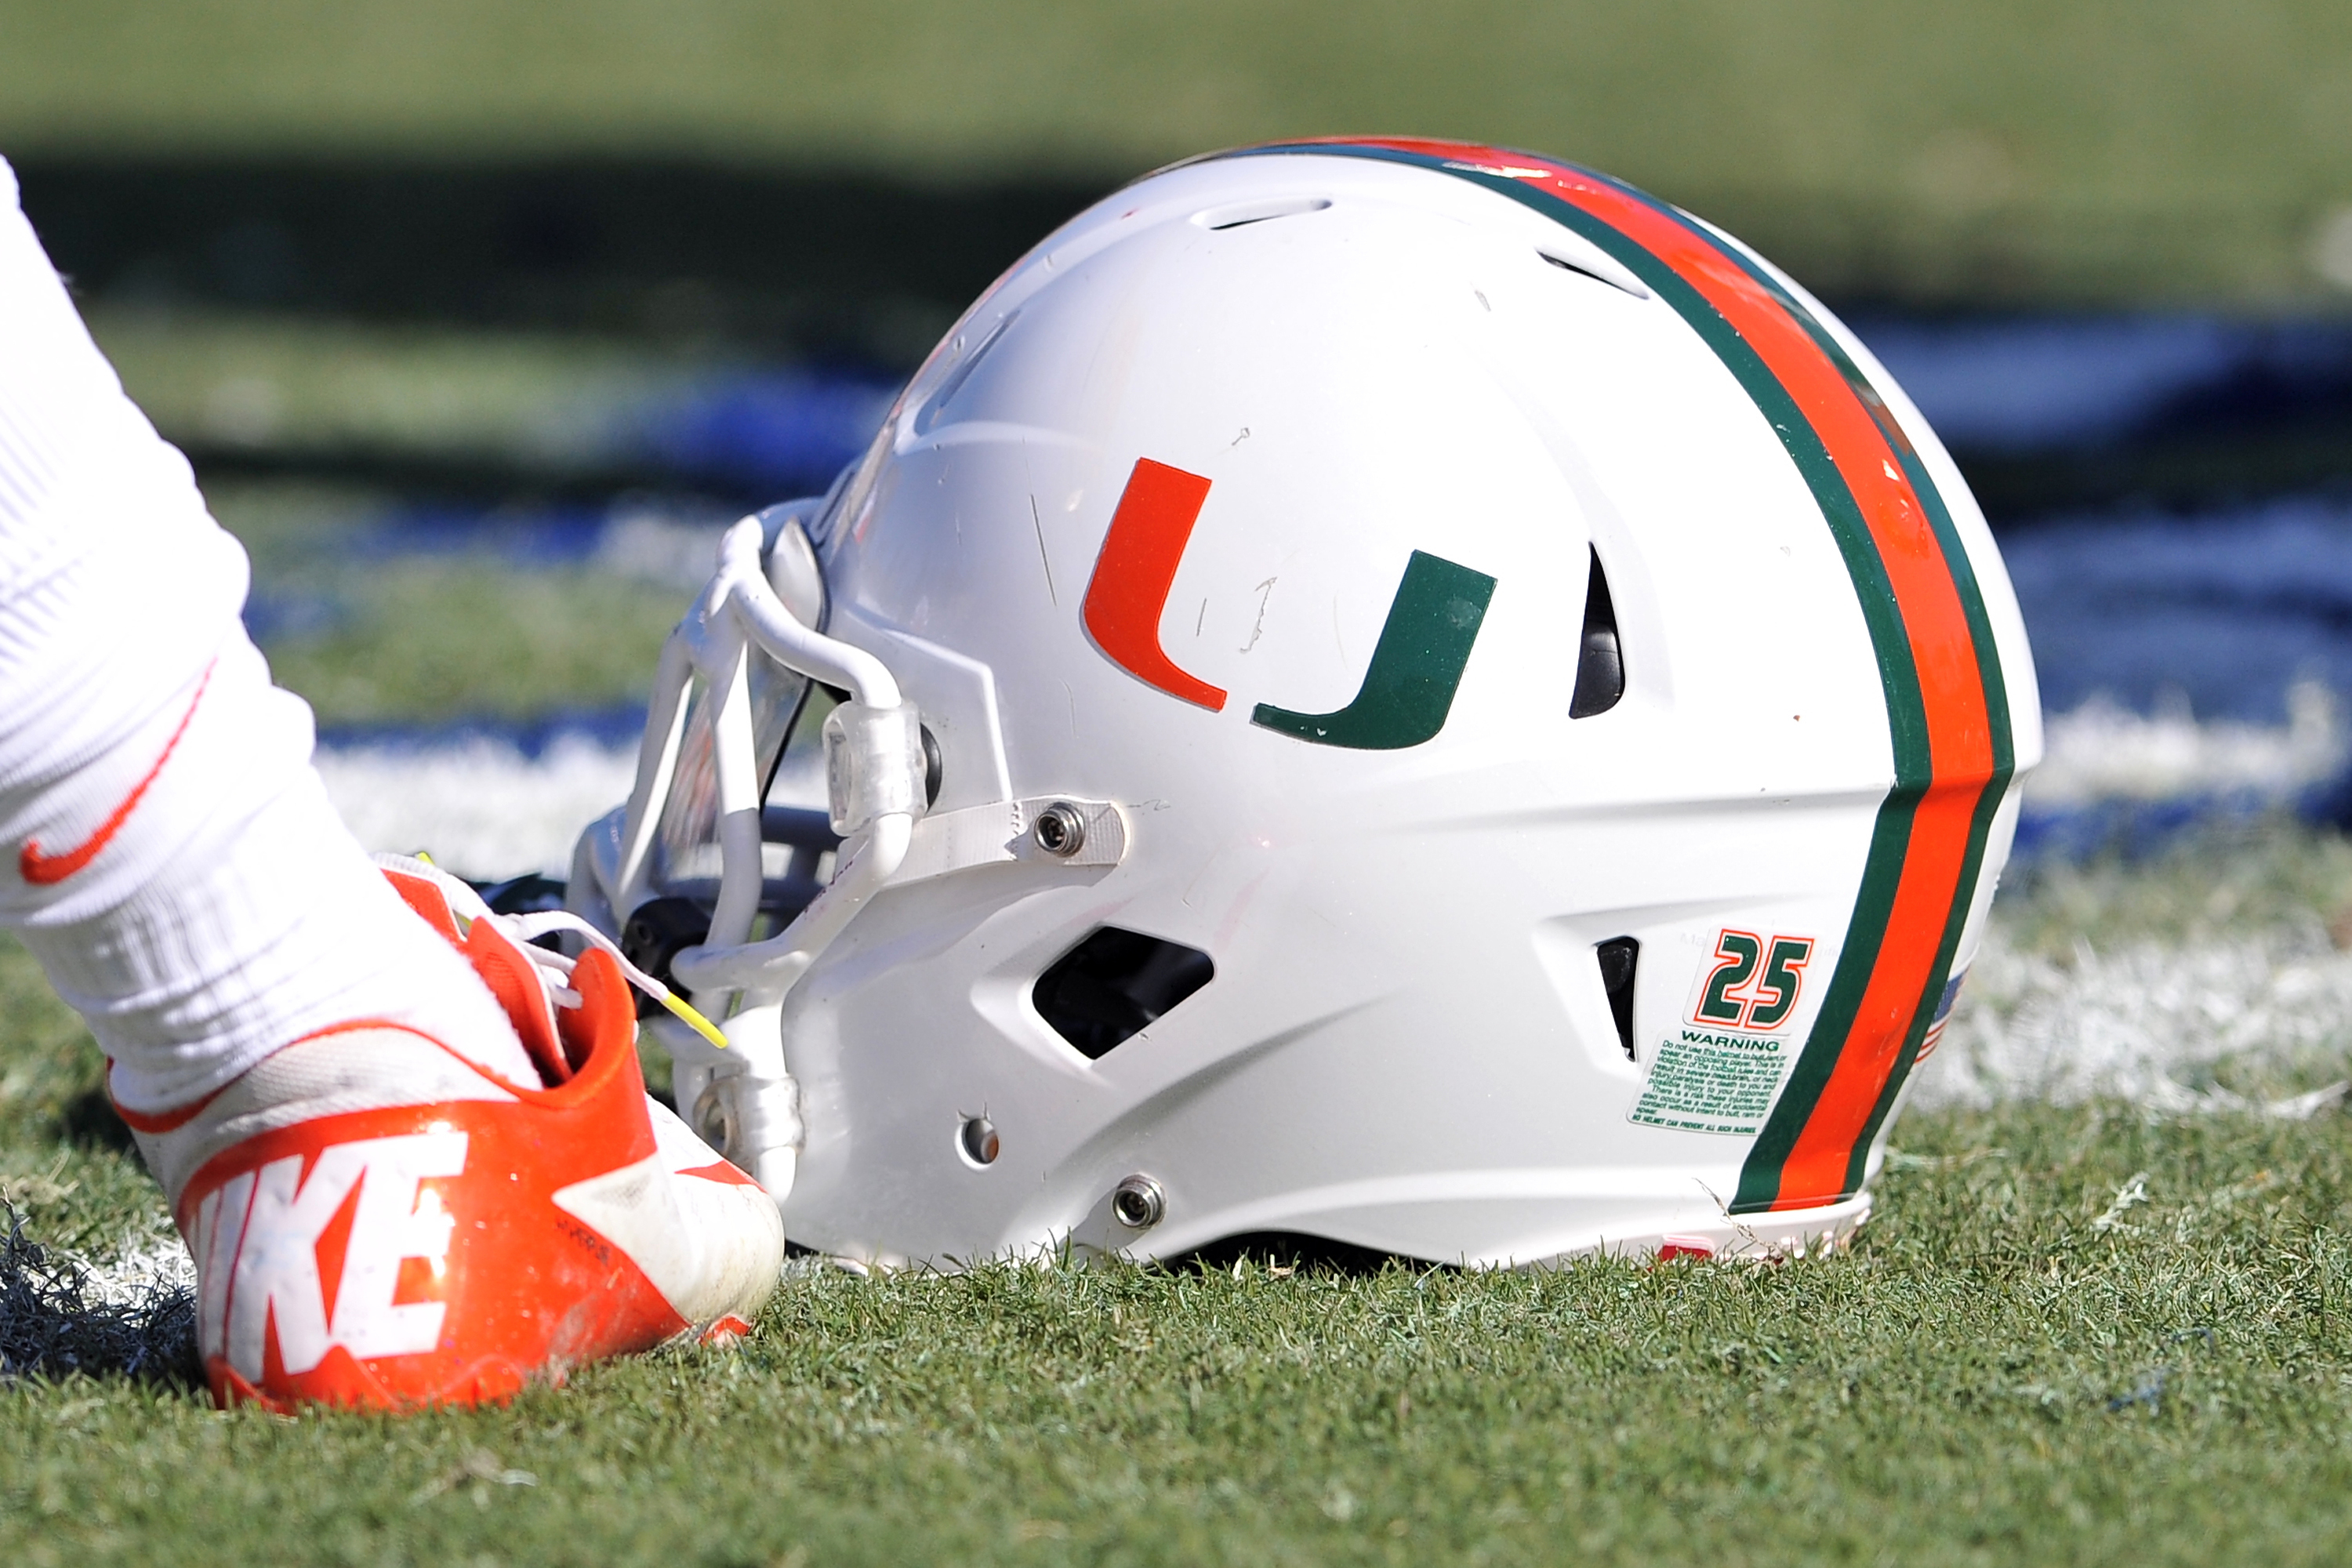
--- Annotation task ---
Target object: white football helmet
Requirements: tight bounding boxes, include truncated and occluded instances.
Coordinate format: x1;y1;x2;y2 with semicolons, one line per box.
567;138;2041;1270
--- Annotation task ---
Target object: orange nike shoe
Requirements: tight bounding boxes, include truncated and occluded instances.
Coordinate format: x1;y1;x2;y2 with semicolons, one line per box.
121;862;786;1412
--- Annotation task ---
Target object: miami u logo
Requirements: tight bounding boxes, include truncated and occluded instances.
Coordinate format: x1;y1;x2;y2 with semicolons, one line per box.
1080;458;1495;750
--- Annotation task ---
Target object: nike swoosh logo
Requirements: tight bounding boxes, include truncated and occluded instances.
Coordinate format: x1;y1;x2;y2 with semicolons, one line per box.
20;660;216;886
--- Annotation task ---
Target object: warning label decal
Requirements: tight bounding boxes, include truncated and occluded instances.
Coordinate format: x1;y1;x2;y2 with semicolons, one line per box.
1628;1026;1796;1137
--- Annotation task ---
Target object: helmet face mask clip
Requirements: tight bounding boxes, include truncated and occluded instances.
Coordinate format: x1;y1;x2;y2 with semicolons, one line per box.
570;139;2041;1272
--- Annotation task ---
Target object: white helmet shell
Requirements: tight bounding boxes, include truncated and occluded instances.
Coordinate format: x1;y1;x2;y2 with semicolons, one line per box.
584;139;2041;1269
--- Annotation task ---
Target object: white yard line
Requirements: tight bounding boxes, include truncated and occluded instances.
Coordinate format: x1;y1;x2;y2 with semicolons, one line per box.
66;1234;198;1307
1915;928;2352;1114
314;733;637;880
2027;680;2344;808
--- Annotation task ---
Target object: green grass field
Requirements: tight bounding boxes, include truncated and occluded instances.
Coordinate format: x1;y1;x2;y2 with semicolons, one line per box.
10;825;2352;1566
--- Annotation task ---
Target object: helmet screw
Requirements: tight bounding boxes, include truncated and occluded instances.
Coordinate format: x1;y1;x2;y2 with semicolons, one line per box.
958;1114;1000;1167
1111;1174;1164;1230
1033;802;1087;857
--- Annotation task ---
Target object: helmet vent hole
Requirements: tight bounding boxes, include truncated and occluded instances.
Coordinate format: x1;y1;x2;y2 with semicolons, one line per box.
1537;248;1651;299
1196;196;1332;231
913;309;1018;436
1596;936;1640;1061
1033;927;1215;1060
1570;546;1624;719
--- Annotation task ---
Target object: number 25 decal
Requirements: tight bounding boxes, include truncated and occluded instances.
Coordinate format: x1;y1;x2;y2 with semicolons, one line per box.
1693;931;1815;1031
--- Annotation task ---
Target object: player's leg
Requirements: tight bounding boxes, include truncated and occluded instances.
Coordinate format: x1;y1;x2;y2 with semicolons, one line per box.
0;158;783;1408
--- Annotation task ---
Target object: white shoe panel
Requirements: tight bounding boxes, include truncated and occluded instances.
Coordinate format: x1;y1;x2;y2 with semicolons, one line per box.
641;1095;789;1322
135;1027;517;1200
552;1138;784;1327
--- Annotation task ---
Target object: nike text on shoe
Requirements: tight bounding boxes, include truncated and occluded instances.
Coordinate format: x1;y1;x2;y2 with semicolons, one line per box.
124;859;786;1411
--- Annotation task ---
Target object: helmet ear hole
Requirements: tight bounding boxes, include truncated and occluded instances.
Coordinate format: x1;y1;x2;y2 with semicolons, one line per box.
1033;927;1214;1060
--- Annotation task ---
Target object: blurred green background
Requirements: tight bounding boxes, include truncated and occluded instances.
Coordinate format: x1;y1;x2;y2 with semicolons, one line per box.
5;0;2352;310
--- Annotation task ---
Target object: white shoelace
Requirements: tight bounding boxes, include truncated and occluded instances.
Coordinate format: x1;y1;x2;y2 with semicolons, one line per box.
377;854;730;1051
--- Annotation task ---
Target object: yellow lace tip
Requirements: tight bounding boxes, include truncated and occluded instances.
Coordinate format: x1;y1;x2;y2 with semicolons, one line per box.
662;993;729;1050
414;850;435;866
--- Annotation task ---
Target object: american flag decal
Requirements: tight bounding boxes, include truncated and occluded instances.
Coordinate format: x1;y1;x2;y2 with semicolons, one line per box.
1912;971;1968;1065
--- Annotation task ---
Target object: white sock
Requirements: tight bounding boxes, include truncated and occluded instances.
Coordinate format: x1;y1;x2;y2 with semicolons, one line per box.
0;156;537;1112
